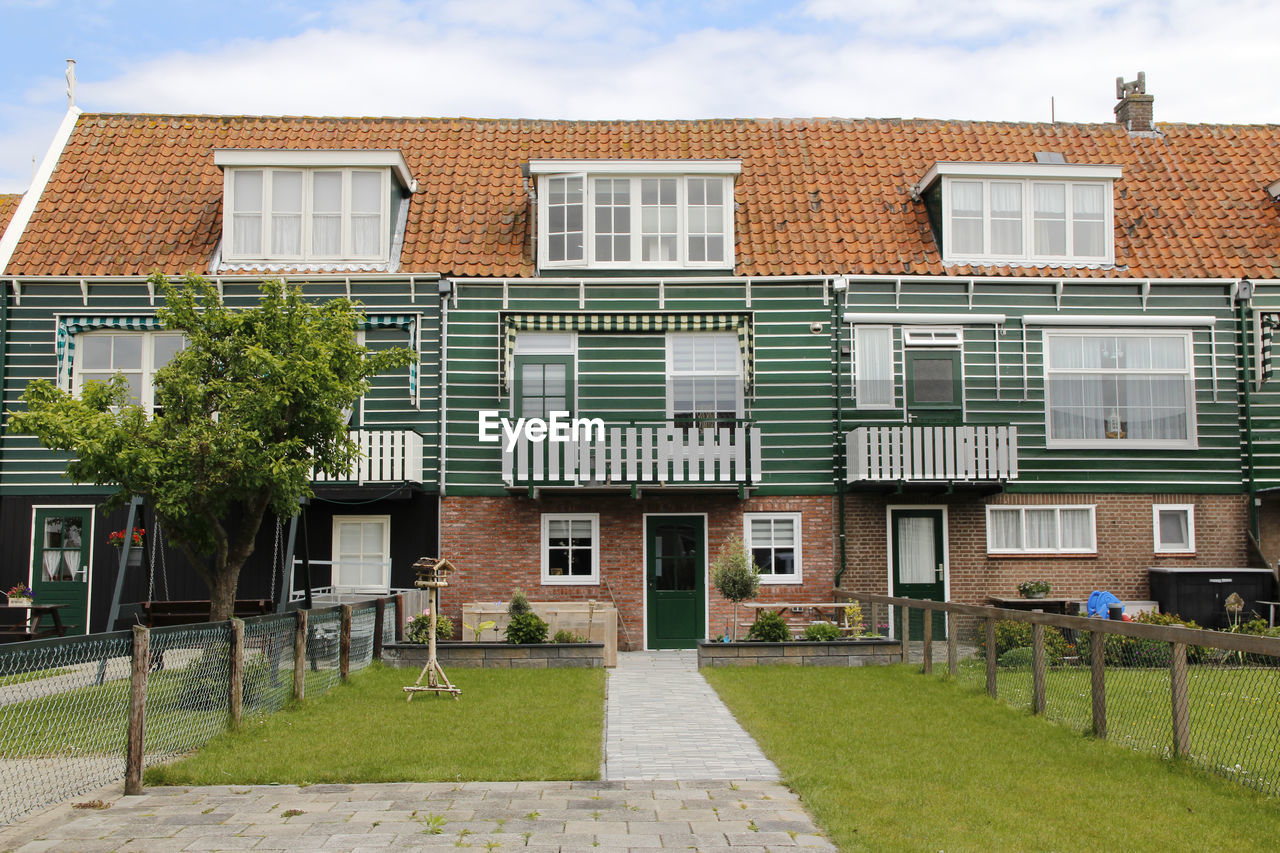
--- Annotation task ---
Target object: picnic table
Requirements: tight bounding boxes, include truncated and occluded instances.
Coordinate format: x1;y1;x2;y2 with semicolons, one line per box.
0;603;69;642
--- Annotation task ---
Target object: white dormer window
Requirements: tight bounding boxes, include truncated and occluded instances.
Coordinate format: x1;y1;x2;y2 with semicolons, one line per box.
918;163;1120;267
215;150;415;267
529;160;739;270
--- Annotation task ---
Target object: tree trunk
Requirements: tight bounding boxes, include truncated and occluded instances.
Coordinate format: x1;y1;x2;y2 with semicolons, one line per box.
208;565;240;622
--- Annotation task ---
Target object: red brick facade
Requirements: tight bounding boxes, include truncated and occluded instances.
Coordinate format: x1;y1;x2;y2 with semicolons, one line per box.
840;491;1250;604
439;494;835;650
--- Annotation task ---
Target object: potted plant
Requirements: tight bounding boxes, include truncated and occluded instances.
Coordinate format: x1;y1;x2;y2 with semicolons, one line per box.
5;584;33;606
1018;579;1051;600
710;536;761;641
108;527;146;567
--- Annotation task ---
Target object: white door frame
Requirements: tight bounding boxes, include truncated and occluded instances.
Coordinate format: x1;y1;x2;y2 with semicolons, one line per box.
640;512;710;651
28;504;97;636
884;504;950;640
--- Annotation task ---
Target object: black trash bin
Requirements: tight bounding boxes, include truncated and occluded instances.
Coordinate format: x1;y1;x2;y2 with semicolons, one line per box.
1147;567;1277;630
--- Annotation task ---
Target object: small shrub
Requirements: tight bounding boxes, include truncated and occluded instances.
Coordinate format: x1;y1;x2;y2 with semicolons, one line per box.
978;620;1072;665
1082;611;1211;667
842;602;865;637
711;536;761;641
998;646;1034;668
405;612;453;644
507;589;532;618
552;629;587;644
746;610;791;642
505;612;548;644
802;622;843;642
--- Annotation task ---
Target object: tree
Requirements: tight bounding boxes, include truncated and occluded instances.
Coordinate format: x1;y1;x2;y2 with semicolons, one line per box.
710;536;761;641
9;273;415;621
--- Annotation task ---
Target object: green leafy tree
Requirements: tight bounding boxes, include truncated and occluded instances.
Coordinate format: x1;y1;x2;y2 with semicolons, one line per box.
8;273;414;621
710;536;761;641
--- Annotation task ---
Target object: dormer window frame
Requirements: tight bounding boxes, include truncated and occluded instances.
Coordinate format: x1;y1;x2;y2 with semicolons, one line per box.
918;162;1121;268
528;160;740;272
214;150;415;267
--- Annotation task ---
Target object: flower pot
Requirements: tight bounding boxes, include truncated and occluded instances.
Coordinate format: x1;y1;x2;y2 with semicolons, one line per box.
6;597;31;607
1024;590;1046;599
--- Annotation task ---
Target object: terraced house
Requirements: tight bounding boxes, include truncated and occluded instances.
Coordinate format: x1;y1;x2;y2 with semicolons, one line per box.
0;77;1278;643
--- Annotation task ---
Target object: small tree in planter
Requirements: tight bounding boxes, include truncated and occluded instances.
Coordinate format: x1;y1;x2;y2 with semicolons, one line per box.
711;536;760;641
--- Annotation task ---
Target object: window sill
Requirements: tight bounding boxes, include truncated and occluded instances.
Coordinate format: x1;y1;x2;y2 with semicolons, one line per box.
1154;550;1196;557
540;577;600;586
759;575;803;585
1045;440;1198;451
986;552;1098;559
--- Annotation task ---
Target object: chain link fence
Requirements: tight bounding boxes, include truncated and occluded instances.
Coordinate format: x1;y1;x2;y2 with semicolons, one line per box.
841;591;1280;797
0;596;394;825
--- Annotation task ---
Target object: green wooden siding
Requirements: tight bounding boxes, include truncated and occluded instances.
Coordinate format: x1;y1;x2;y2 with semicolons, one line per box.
838;279;1245;493
443;279;836;496
0;277;441;494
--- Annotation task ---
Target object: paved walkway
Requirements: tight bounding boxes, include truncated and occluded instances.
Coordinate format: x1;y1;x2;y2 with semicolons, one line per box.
604;650;780;781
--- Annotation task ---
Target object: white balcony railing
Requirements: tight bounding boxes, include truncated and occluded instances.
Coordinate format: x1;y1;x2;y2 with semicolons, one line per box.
846;425;1018;483
312;429;423;484
502;425;762;487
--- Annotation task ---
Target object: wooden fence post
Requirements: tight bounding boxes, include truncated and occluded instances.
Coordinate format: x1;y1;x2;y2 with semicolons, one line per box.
373;598;386;662
947;617;958;678
125;624;150;796
229;618;244;729
340;604;352;681
985;617;997;699
394;594;405;643
921;607;933;675
1171;642;1191;757
901;604;911;661
1032;622;1046;714
1091;629;1106;738
293;609;307;702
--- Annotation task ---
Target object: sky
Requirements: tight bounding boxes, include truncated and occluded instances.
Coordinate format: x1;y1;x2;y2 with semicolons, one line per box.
2;0;1279;193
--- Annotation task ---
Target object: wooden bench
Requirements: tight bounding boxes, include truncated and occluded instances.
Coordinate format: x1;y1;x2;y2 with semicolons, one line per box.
141;599;274;627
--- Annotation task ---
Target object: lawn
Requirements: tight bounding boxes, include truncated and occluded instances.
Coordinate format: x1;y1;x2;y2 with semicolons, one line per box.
145;664;606;786
705;664;1280;853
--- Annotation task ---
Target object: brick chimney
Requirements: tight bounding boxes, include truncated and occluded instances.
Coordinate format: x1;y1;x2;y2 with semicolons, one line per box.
1114;72;1153;132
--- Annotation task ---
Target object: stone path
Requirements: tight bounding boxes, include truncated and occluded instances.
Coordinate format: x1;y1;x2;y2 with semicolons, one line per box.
604;650;780;781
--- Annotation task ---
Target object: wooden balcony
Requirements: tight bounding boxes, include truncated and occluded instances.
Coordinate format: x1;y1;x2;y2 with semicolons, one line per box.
312;429;423;485
502;425;762;488
846;425;1018;483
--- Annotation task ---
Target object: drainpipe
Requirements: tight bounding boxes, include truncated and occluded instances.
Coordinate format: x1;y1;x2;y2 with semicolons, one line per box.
1237;283;1260;546
438;279;451;500
831;277;849;588
0;281;7;430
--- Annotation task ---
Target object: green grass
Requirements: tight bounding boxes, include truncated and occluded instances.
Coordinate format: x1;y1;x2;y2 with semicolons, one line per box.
0;666;73;686
145;664;606;786
705;665;1280;853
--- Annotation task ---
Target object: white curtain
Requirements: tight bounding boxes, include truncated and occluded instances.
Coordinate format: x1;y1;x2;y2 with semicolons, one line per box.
42;551;60;581
896;517;936;584
989;181;1023;255
1072;184;1106;257
1059;509;1094;550
988;510;1022;550
1034;183;1066;255
1025;509;1057;550
856;327;893;406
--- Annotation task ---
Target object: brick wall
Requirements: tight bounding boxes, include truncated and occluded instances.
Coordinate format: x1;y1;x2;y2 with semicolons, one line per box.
841;491;1250;604
439;493;836;650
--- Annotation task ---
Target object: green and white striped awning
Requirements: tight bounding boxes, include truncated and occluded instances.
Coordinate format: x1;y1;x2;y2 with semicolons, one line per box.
56;313;422;403
500;312;755;392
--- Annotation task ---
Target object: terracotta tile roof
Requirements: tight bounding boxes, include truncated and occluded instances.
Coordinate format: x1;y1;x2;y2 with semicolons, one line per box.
6;114;1280;279
0;193;21;243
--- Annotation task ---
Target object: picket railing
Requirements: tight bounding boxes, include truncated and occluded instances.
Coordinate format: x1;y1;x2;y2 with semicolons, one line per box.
846;425;1018;482
312;429;423;484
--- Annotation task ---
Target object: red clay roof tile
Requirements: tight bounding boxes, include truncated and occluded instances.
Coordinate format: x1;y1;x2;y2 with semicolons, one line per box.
0;194;22;243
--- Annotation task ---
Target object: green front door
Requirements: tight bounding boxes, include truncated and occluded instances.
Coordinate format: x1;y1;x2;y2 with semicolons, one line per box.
30;508;93;635
646;516;705;649
890;508;946;641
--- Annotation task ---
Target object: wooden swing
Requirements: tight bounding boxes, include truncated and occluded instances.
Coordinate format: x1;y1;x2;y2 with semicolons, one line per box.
403;556;461;701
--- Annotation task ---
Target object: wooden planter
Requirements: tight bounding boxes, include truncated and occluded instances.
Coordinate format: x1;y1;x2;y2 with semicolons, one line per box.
697;638;903;667
384;641;606;669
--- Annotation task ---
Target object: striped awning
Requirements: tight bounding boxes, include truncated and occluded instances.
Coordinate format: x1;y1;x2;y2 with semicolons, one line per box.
56;313;422;404
500;312;754;392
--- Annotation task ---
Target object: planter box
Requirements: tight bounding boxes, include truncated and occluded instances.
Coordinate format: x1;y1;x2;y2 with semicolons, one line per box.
461;602;618;666
383;642;605;669
697;638;903;668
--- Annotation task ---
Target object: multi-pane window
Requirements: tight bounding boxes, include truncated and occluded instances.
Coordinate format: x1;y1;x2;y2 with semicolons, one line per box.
667;333;743;428
541;514;599;584
854;326;894;408
946;178;1111;263
513;333;576;419
75;331;185;414
1153;504;1195;553
745;513;802;583
332;516;390;591
1045;332;1195;447
986;506;1096;554
225;167;387;262
538;173;734;268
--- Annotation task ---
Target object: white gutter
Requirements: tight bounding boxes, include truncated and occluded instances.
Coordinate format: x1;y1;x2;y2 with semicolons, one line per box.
1023;314;1217;327
843;312;1006;325
0;107;81;274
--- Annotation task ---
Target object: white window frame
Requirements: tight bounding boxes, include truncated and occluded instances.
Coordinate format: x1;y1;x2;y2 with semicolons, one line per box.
222;166;391;263
1153;504;1196;554
940;176;1115;266
985;505;1097;555
665;332;745;423
744;512;803;584
854;325;895;409
1043;329;1198;450
331;515;391;593
534;166;737;270
73;330;186;415
540;513;600;586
